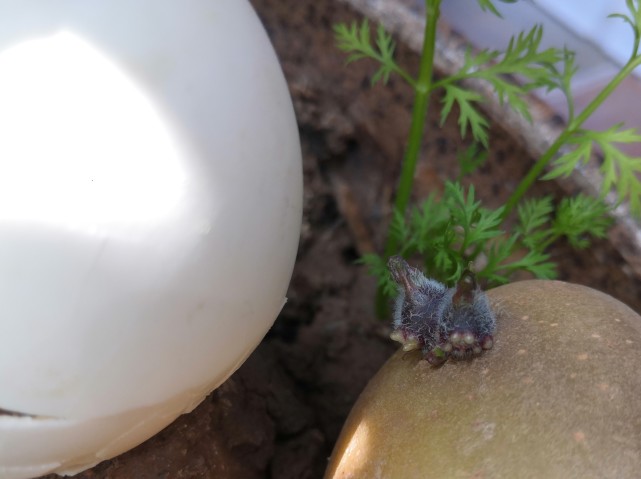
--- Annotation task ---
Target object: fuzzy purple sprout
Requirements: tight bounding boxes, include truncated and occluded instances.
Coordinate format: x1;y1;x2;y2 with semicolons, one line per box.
388;256;496;365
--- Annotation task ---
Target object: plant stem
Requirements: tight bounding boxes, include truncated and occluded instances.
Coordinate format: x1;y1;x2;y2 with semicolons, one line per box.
376;0;441;316
502;54;641;219
383;0;441;258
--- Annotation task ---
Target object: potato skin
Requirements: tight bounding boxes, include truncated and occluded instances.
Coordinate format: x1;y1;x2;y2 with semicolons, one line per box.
325;280;641;479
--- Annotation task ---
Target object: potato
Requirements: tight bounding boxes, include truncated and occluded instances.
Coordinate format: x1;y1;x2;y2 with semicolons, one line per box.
325;280;641;479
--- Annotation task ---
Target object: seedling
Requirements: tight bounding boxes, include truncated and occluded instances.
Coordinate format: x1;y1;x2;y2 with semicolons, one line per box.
335;0;641;317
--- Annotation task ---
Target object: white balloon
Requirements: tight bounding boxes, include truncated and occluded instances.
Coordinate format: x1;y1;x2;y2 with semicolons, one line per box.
0;1;301;477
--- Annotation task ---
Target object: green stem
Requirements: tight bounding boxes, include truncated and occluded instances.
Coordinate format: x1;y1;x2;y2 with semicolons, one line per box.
383;0;440;258
376;0;441;316
502;54;641;219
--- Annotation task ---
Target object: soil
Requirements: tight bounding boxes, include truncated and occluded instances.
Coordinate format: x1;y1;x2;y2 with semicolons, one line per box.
38;1;641;478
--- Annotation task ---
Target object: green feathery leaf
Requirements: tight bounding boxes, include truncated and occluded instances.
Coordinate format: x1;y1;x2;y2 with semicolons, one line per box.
333;20;415;87
545;48;578;121
457;143;488;179
476;0;518;18
436;24;565;143
552;195;613;249
478;235;520;284
515;196;554;250
441;85;489;147
502;249;557;278
357;253;398;299
608;0;641;58
545;125;641;215
445;182;504;251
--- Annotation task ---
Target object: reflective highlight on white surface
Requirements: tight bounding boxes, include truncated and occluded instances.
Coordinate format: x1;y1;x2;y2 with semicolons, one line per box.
0;32;187;228
0;0;302;477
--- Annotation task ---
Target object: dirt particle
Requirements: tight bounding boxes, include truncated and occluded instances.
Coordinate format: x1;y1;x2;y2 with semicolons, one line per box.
517;349;527;355
591;333;601;339
577;353;589;361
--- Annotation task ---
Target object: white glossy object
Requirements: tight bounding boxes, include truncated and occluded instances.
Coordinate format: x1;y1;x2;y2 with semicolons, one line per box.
0;1;302;477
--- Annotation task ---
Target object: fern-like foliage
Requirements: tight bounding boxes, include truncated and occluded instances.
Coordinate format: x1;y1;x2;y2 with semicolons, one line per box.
476;0;518;18
367;183;611;301
434;25;564;146
333;20;415;87
544;125;641;215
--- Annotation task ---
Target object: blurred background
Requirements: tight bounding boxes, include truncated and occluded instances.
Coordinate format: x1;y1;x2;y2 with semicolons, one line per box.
440;0;641;154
